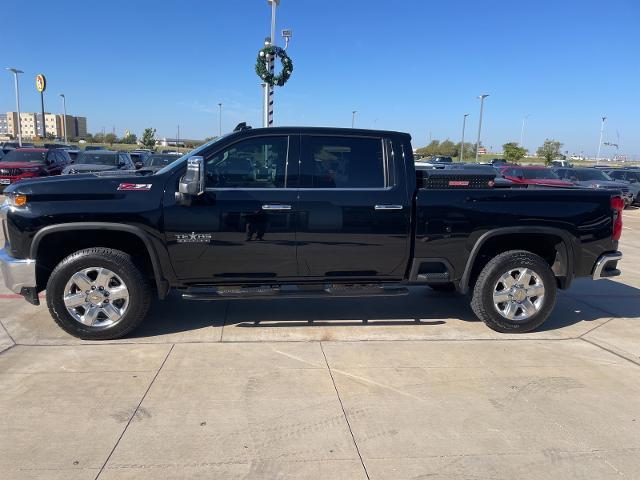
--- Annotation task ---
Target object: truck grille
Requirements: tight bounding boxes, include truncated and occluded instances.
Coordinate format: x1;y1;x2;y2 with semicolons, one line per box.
0;168;21;176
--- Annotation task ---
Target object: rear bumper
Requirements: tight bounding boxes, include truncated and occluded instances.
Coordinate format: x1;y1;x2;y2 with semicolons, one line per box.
592;251;622;280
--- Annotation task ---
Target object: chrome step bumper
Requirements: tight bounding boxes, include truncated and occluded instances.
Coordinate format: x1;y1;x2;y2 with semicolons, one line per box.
0;247;36;294
592;251;622;280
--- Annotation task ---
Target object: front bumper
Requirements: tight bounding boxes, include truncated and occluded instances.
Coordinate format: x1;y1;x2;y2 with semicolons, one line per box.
0;202;37;296
0;247;36;294
592;251;622;280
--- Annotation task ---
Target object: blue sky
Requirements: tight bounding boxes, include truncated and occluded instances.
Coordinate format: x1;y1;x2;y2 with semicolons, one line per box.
3;0;639;157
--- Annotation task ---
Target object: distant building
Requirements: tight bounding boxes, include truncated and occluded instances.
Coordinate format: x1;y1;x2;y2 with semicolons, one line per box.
156;137;186;147
4;111;88;140
0;113;8;135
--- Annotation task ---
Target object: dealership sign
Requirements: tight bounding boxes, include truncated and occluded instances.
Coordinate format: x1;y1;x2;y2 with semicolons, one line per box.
35;74;46;93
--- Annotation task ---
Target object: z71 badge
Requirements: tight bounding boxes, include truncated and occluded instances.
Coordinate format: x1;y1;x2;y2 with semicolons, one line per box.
175;232;213;243
118;183;152;191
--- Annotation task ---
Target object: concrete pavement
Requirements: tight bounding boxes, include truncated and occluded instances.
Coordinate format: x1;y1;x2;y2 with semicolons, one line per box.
1;208;639;479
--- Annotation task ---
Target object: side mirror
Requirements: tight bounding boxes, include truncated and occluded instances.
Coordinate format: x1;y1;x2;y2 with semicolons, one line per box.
179;156;205;196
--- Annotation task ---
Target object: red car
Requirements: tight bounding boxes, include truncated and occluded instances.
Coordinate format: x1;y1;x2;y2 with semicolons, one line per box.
0;148;72;192
499;165;574;187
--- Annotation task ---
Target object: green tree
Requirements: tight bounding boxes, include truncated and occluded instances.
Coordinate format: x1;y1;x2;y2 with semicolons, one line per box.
105;133;117;145
84;133;95;143
438;139;457;157
502;142;527;163
536;139;563;165
93;133;105;144
45;132;56;140
121;133;137;144
141;128;156;149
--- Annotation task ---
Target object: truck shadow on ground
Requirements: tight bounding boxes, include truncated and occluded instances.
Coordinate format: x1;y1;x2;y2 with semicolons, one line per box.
130;280;640;338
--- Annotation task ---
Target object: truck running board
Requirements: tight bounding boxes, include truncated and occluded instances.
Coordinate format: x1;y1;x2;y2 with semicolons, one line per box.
181;284;409;301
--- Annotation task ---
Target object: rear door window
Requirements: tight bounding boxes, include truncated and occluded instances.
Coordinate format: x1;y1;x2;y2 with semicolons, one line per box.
300;136;386;188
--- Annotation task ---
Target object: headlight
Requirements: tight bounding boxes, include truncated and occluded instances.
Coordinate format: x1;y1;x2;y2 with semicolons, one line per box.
5;194;28;207
20;167;40;173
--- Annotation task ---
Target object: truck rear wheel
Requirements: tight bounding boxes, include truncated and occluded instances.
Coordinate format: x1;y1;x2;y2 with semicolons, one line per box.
470;250;557;333
46;248;151;340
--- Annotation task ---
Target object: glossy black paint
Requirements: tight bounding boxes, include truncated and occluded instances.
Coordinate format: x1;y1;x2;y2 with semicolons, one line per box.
2;126;619;296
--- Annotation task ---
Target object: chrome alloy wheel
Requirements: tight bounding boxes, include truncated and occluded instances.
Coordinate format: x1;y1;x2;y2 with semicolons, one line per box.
492;267;545;322
63;267;130;327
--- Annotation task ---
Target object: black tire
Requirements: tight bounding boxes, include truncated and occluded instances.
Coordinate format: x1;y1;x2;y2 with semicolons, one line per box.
470;250;557;333
428;283;457;292
46;248;151;340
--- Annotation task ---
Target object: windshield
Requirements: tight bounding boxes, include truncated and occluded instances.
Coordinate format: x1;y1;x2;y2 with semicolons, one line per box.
574;169;612;181
155;133;232;175
523;169;561;180
1;150;46;163
75;153;119;166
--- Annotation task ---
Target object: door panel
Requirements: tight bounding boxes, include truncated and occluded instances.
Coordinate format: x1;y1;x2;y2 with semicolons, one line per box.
163;134;299;282
296;135;410;279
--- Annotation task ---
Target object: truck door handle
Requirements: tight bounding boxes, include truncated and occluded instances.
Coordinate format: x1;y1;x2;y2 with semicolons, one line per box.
262;204;292;211
374;205;403;210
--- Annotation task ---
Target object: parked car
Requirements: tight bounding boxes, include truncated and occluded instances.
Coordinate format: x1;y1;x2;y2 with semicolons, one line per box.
0;126;623;340
62;151;135;175
1;142;36;154
128;151;151;169
605;168;640;205
141;153;180;172
43;143;72;149
553;167;634;206
551;159;573;168
0;148;71;191
499;166;574;187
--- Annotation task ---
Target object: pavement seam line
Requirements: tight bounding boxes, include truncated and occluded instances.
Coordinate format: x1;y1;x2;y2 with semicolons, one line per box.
0;318;17;346
320;341;370;480
95;343;175;480
580;337;640;368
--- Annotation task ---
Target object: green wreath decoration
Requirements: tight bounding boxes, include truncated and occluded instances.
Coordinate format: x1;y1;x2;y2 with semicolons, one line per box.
255;45;293;87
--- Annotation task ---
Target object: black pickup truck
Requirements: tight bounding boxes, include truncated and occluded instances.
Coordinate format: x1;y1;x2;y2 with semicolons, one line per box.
0;126;624;339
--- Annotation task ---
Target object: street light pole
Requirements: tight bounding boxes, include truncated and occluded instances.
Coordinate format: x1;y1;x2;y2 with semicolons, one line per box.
460;113;469;162
6;68;24;146
218;102;222;137
262;0;280;127
352;110;357;128
520;114;530;147
59;94;67;143
475;94;489;162
596;116;607;165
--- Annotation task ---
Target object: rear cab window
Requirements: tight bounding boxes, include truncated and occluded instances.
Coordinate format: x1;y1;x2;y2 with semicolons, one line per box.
300;135;389;189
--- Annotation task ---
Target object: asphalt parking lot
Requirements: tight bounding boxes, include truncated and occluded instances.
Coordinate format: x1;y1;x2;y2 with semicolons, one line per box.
1;207;639;480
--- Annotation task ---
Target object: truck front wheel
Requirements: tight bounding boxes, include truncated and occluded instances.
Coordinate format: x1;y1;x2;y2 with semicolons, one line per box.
470;250;557;333
46;248;151;340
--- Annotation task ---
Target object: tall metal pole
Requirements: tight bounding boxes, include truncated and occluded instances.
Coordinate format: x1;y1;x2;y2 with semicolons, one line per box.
6;68;24;146
60;94;67;143
475;94;489;162
520;114;530;147
596;116;607;165
40;92;46;139
218;102;222;136
352;110;357;128
262;0;279;128
460;113;469;162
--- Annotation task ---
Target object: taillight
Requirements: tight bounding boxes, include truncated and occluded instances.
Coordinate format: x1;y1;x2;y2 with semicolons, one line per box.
611;196;624;241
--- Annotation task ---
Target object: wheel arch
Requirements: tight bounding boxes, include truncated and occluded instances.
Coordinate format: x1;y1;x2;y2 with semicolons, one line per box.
459;227;578;294
31;223;170;299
